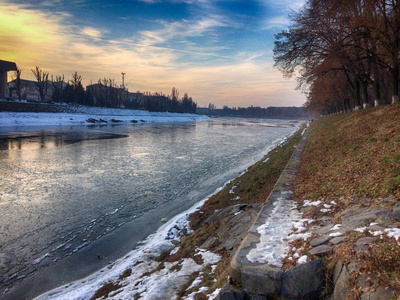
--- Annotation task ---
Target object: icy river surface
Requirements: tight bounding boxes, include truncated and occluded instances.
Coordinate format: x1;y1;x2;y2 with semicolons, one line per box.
0;118;299;299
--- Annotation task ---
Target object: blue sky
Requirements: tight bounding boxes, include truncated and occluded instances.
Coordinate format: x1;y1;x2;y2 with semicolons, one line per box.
0;0;306;107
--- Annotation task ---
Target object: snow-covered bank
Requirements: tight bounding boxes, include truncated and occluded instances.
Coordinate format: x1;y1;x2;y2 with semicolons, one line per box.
34;185;226;300
0;110;209;128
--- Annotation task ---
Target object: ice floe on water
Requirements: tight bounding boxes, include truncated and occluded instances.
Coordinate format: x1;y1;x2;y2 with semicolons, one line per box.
246;193;312;268
33;253;50;265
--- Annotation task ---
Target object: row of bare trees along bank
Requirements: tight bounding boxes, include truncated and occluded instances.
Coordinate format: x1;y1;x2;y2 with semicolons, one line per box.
11;67;197;114
274;0;400;115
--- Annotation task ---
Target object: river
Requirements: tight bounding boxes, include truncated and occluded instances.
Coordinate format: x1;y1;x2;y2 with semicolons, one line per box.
0;118;299;299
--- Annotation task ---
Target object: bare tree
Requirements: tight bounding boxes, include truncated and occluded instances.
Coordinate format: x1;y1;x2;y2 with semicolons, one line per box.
51;75;65;103
274;0;400;114
31;66;50;102
69;72;85;104
171;87;179;101
12;66;23;101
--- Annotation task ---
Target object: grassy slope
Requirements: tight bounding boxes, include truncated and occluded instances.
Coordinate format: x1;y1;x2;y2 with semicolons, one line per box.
295;104;400;297
296;104;400;200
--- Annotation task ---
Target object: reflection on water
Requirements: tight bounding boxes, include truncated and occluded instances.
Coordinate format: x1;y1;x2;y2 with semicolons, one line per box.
0;130;129;151
208;119;295;128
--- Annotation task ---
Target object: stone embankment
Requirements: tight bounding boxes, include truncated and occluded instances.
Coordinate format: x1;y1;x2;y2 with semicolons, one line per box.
221;127;327;299
218;127;400;299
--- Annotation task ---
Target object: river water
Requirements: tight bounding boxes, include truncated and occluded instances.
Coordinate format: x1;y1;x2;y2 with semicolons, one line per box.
0;118;299;299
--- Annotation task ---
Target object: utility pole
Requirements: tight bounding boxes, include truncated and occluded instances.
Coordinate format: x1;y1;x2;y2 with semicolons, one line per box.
121;72;126;89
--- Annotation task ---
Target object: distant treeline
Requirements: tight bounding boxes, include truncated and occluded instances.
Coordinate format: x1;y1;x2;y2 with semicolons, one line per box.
198;105;312;119
10;68;197;114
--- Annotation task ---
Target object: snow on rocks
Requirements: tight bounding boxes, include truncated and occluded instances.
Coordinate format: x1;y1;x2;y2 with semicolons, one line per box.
229;185;237;195
303;200;322;207
328;232;343;237
247;195;312;268
297;255;308;264
369;230;384;236
330;224;342;231
355;227;367;233
207;288;221;300
385;228;400;243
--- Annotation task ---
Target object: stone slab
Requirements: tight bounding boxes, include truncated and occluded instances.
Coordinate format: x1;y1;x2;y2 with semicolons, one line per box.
229;127;311;297
330;236;345;245
281;259;325;299
310;235;330;247
309;245;333;256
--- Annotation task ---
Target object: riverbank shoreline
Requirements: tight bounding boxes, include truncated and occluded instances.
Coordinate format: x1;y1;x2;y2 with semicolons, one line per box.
226;104;400;299
37;103;400;300
28;123;306;299
0;111;209;129
0;100;209;129
0;119;301;299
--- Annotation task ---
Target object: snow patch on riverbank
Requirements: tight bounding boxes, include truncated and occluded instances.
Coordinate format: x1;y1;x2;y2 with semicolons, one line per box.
0;110;209;128
35;185;226;300
247;193;312;268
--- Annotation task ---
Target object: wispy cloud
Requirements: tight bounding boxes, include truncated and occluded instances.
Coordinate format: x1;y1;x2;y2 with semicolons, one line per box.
81;27;104;39
257;0;305;31
257;0;305;11
138;16;227;47
263;16;290;30
138;0;195;3
0;1;305;107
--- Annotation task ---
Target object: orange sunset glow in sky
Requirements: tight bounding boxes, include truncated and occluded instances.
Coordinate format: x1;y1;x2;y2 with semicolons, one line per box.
0;0;306;108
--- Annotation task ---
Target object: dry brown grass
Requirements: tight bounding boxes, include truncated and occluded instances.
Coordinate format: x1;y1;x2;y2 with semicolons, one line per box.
295;104;400;297
296;104;400;201
283;238;312;270
358;236;400;291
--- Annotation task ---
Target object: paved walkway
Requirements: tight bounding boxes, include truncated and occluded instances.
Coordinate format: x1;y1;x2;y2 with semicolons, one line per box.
227;127;311;297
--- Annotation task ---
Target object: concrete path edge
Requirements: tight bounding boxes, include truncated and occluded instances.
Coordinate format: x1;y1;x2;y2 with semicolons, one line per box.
228;126;311;297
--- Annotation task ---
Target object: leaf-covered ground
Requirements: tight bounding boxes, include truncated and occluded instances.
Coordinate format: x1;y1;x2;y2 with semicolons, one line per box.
296;103;400;200
294;104;400;297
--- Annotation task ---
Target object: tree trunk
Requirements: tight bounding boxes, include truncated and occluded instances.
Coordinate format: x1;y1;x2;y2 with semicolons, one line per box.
354;80;362;110
372;62;380;107
361;80;369;108
392;65;399;103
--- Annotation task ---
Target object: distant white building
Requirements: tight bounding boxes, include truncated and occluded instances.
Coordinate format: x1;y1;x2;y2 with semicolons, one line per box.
0;60;17;98
8;79;55;102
